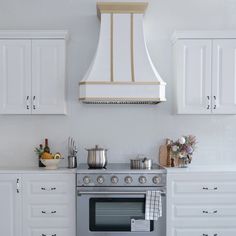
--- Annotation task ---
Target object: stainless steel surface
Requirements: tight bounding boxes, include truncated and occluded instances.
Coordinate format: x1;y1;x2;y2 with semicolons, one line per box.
68;137;78;156
68;155;77;168
77;190;166;196
77;163;166;236
86;145;108;169
130;157;152;170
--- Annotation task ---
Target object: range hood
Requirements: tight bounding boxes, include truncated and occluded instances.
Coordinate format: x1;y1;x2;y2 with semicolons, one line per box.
79;2;166;104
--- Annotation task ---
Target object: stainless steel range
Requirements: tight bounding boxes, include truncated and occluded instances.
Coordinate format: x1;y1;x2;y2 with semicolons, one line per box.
76;163;166;236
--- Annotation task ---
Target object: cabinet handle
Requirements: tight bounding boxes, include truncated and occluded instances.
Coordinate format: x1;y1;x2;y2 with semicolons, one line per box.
202;210;218;214
41;210;57;214
42;234;56;236
16;178;20;193
202;187;218;191
33;96;36;110
26;96;30;110
206;96;210;110
213;96;217;109
202;234;218;236
41;187;56;191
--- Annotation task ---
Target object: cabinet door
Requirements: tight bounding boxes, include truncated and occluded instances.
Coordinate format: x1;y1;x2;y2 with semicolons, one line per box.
212;39;236;114
31;40;66;114
175;40;212;114
0;174;22;236
0;40;31;114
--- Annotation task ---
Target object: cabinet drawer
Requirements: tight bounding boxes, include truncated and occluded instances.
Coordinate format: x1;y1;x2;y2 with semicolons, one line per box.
175;205;236;217
31;228;71;236
174;228;236;236
31;205;68;218
31;182;67;195
174;181;236;194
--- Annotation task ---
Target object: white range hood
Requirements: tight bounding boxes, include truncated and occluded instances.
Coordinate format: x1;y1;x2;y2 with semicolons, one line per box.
79;2;166;104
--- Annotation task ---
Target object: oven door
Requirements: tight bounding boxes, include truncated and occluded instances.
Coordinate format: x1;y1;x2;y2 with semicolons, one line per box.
77;187;166;236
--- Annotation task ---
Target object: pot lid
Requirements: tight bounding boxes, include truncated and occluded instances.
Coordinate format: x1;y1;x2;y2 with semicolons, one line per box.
86;145;108;151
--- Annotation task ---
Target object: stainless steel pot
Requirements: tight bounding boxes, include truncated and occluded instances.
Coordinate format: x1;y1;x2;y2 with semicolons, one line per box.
86;145;108;169
130;157;152;169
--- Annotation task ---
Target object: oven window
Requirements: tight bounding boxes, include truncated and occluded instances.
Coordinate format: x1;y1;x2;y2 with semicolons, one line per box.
89;198;153;231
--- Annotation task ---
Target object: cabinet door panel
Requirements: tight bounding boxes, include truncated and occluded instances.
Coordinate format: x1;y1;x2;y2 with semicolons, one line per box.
32;40;66;114
212;39;236;114
0;174;21;236
175;40;212;114
0;40;31;114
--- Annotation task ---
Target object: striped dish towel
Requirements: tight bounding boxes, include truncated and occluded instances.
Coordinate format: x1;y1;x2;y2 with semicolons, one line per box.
145;190;162;221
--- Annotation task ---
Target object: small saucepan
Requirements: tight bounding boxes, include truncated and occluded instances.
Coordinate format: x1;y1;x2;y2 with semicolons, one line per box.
130;157;152;169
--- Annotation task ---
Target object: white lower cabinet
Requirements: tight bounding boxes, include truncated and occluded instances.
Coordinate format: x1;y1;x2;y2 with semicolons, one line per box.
0;174;22;236
174;228;236;236
0;172;76;236
167;172;236;236
22;174;76;236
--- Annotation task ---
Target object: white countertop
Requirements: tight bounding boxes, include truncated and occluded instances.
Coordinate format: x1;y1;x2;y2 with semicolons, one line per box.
165;165;236;174
0;167;76;174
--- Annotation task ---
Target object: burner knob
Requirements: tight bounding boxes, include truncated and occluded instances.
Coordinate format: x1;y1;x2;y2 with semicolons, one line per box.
83;176;91;184
125;176;133;184
153;176;161;184
111;176;119;184
97;176;105;184
139;176;147;184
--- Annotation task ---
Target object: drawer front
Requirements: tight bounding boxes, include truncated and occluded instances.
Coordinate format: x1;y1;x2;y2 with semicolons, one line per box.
31;182;67;195
31;205;68;218
174;228;236;236
175;205;236;218
174;181;236;194
31;228;72;236
23;174;75;204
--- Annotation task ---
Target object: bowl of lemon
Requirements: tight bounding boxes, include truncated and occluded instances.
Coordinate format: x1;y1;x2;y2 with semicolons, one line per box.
40;152;62;170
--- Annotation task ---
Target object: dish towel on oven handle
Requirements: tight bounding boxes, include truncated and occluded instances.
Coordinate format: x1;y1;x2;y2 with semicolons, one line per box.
145;190;162;221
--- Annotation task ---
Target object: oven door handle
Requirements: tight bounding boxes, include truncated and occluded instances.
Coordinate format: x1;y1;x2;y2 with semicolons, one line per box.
77;190;166;196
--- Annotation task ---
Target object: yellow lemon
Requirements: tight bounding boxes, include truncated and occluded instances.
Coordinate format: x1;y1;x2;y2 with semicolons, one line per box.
41;152;53;160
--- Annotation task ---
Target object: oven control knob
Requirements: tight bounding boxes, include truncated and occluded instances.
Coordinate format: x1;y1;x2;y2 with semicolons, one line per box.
97;176;105;184
124;176;133;184
83;176;91;184
139;176;147;184
111;176;119;184
153;176;161;184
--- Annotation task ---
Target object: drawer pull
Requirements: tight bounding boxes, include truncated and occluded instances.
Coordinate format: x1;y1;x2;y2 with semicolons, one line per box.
202;210;218;214
202;234;218;236
202;187;218;191
41;187;56;191
41;210;57;214
42;234;56;236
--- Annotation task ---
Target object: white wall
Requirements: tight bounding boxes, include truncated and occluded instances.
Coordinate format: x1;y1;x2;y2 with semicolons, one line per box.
0;0;236;167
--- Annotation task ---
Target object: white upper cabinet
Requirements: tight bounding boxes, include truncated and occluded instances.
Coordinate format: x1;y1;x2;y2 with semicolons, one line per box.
212;39;236;114
173;31;236;114
0;31;68;115
0;174;22;236
32;40;66;114
0;40;31;114
174;40;212;114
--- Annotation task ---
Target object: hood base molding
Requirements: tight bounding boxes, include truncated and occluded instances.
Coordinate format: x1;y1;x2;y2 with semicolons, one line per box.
79;97;162;105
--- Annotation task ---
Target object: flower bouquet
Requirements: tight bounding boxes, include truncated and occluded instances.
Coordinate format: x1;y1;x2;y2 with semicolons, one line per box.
170;135;197;168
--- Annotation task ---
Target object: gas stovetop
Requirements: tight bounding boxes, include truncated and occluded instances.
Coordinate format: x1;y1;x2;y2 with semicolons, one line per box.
77;163;166;187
